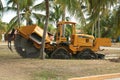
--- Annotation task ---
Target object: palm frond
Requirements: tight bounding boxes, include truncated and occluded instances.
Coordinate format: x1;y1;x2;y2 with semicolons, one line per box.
32;1;46;11
32;12;45;19
5;15;18;34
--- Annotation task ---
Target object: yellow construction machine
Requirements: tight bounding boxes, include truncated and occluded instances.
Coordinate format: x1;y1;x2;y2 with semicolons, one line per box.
14;21;111;59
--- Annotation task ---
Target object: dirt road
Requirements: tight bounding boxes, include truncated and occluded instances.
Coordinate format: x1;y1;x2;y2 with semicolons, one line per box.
0;43;120;80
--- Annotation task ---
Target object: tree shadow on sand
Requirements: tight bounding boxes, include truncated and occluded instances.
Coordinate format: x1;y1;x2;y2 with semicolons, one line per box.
109;57;120;63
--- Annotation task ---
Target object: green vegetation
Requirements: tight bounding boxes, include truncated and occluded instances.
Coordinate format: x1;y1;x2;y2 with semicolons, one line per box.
0;0;119;38
32;70;66;80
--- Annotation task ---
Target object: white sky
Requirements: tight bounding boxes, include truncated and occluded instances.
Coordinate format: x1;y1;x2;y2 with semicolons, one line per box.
1;0;13;23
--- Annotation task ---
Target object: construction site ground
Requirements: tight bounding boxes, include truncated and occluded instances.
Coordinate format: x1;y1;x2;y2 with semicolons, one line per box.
0;41;120;80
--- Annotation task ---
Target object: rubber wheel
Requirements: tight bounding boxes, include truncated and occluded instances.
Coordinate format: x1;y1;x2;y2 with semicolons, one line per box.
51;47;71;59
77;48;98;59
14;34;40;58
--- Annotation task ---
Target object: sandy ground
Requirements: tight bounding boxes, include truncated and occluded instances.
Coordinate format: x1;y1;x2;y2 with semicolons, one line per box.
0;42;120;80
97;43;120;59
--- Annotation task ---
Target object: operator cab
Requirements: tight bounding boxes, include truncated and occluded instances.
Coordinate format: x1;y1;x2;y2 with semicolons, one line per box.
55;21;76;44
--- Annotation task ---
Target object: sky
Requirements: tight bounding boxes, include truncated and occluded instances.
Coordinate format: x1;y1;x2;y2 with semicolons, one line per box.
1;0;14;23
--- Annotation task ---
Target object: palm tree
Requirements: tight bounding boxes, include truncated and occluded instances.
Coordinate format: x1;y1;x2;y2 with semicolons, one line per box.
0;0;5;33
0;0;3;10
7;0;21;27
0;0;3;18
0;19;7;31
6;0;46;33
49;4;63;26
56;0;119;38
55;0;86;25
113;4;120;38
20;0;46;25
40;0;49;59
85;0;117;37
0;19;8;41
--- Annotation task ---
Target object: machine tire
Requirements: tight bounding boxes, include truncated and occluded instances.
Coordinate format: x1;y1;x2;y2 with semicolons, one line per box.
77;48;98;59
14;34;40;58
96;53;105;59
51;47;71;59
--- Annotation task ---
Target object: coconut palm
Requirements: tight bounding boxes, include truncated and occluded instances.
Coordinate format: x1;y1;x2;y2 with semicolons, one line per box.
0;19;8;41
113;5;120;38
0;19;7;31
20;0;46;25
85;0;117;37
0;0;5;32
40;0;49;59
6;0;46;33
49;4;63;26
86;0;117;20
55;0;86;25
7;0;22;27
0;0;3;10
0;0;3;18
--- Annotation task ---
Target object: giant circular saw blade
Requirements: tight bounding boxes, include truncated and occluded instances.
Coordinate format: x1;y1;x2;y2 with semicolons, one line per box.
14;34;40;58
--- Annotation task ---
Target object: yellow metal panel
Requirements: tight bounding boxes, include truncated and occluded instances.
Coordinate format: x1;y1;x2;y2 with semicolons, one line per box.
77;38;93;47
92;38;111;51
95;38;111;47
69;44;78;52
17;25;51;43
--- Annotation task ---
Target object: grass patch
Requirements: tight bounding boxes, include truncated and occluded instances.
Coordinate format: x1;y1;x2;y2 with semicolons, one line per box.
32;70;66;80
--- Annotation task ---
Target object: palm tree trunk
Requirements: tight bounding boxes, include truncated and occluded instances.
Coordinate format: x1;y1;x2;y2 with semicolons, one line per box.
0;0;3;9
0;0;3;16
40;0;49;59
95;22;97;38
17;2;20;27
62;7;65;37
62;7;65;21
92;24;94;36
98;18;101;38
